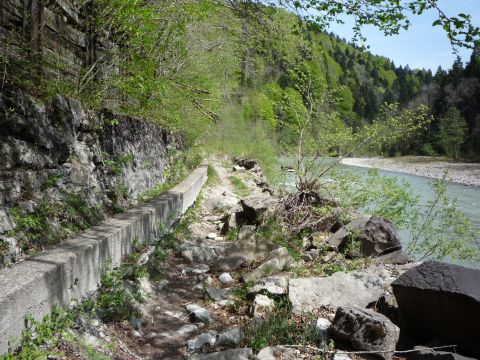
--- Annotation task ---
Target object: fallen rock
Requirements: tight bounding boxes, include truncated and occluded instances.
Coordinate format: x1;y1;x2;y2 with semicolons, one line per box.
392;261;480;357
330;306;400;360
207;232;217;240
181;242;224;264
239;194;273;225
234;157;257;170
256;346;298;360
186;304;213;324
160;324;200;338
316;318;332;339
189;348;253;360
407;346;477;360
242;247;292;283
375;249;413;265
205;286;230;302
327;216;402;257
215;327;244;346
219;272;234;285
213;228;277;271
253;294;274;320
248;275;288;297
289;268;390;314
187;330;218;352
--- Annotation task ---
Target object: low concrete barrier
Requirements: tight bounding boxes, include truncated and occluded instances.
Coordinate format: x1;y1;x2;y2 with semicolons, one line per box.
0;165;208;354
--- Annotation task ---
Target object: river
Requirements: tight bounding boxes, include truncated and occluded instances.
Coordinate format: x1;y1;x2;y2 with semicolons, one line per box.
278;158;480;267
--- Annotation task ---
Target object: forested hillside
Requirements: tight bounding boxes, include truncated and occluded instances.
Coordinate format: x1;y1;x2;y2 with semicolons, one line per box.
1;1;478;166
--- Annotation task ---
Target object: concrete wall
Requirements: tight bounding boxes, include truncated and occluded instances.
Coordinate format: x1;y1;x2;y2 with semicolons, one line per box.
0;165;207;354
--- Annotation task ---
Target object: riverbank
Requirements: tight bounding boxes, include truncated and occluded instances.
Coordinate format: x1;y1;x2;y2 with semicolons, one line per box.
341;156;480;187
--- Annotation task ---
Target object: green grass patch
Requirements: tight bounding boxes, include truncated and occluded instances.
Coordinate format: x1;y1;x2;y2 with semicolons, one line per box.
228;176;251;197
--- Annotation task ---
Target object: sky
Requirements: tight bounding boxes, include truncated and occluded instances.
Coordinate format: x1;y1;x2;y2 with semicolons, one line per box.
325;0;480;71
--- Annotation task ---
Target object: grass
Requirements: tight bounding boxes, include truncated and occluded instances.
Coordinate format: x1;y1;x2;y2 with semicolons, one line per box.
228;175;252;197
243;296;325;353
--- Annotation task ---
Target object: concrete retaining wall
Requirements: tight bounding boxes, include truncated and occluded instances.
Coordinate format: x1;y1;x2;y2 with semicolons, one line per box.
0;165;208;354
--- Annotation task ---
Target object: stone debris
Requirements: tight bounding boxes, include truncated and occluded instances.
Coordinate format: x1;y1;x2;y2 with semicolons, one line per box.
242;247;292;283
218;272;234;285
186;304;213;324
215;327;244;346
187;330;218;352
189;348;253;360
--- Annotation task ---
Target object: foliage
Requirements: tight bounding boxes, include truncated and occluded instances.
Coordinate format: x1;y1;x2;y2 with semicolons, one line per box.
228;176;252;197
0;306;73;360
244;298;325;352
437;107;468;160
407;174;480;261
327;169;480;262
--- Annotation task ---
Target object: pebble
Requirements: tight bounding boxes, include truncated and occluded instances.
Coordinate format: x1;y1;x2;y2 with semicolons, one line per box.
207;232;217;239
219;272;234;285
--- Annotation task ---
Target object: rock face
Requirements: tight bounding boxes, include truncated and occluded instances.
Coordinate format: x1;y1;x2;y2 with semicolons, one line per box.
0;89;177;265
327;216;402;257
289;268;391;314
330;307;400;360
391;261;480;357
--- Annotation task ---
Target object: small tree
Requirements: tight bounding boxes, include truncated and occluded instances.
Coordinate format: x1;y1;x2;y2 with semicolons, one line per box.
437;107;467;160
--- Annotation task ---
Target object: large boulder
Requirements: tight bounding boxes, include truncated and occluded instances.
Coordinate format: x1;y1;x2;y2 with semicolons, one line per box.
330;306;400;360
391;261;480;358
327;216;402;257
289;267;393;314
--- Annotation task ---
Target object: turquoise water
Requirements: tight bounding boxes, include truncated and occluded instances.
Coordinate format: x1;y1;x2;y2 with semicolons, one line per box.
278;158;480;266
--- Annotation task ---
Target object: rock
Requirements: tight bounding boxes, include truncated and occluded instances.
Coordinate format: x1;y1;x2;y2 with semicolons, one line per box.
316;318;332;339
327;215;370;249
392;261;480;357
205;287;230;302
186;264;211;274
248;275;288;297
376;249;413;265
186;304;213;324
215;327;243;346
256;346;298;360
160;324;200;338
330;306;400;360
207;232;217;239
219;272;234;285
289;268;391;314
187;330;218;352
333;354;353;360
242;247;292;283
253;294;274;320
157;279;169;291
213;227;277;271
359;216;402;256
181;242;223;264
234;157;257;170
407;347;477;360
233;165;246;172
189;348;253;360
131;330;142;338
327;216;402;257
239;194;273;225
0;209;14;233
130;316;144;330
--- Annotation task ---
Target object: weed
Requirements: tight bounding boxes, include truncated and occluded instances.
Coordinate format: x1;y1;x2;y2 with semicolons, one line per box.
228;176;251;197
225;227;238;241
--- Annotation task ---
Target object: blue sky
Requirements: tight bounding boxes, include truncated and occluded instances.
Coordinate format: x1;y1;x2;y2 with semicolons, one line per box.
325;0;480;71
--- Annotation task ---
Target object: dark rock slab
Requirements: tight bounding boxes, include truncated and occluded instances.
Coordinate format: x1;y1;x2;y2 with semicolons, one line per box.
407;346;476;360
392;261;480;357
330;306;400;360
240;194;273;225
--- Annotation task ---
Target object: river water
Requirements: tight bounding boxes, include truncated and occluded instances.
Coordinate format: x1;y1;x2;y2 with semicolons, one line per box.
278;158;480;267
